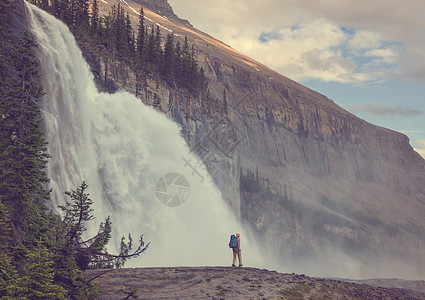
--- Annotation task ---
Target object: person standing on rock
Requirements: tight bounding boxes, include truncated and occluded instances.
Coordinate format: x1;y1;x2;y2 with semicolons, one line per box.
231;233;243;267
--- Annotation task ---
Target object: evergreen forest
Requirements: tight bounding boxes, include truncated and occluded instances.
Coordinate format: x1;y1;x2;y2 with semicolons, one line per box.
0;0;153;298
31;0;209;95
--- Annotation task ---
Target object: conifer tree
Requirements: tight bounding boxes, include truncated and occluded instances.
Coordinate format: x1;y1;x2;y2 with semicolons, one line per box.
0;28;80;299
181;36;191;89
39;0;49;11
50;0;60;18
125;12;135;57
58;0;72;26
23;247;67;299
197;67;208;95
147;26;156;70
173;40;183;86
162;33;175;85
0;253;22;298
136;6;147;71
0;31;50;236
74;0;90;30
0;201;12;249
223;89;228;114
57;181;149;271
0;0;11;33
154;25;162;70
108;4;118;53
89;0;99;38
189;45;199;92
101;13;113;50
113;4;128;58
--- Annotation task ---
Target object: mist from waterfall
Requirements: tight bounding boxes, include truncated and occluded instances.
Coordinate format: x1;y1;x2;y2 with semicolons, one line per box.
25;2;263;268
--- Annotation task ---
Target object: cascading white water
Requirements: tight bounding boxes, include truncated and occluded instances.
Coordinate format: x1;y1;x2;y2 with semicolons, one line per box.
25;2;262;268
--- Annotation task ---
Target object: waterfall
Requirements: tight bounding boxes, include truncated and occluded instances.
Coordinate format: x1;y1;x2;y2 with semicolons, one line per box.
25;2;262;268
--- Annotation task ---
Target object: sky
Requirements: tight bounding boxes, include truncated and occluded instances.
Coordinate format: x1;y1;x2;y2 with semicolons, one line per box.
168;0;425;159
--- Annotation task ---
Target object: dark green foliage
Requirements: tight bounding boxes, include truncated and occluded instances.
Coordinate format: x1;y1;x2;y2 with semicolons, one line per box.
22;247;67;299
0;30;50;240
154;25;162;69
136;7;147;73
147;27;156;69
60;181;95;244
0;201;12;250
162;32;175;84
39;0;50;11
51;0;72;26
0;23;69;299
0;16;148;298
32;0;209;97
89;0;99;38
73;0;90;32
115;286;138;299
222;89;228;114
125;12;135;57
0;0;12;44
240;168;259;194
0;253;23;298
240;168;299;215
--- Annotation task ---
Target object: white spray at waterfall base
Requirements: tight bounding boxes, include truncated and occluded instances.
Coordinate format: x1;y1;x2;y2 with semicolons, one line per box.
26;2;263;268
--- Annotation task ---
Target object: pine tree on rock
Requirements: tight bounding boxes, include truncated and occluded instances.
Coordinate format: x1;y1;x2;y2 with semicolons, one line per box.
162;33;175;85
73;0;90;33
39;0;49;12
57;181;149;271
173;40;183;87
136;6;147;71
181;36;191;89
89;0;99;38
125;12;135;57
223;89;228;115
154;25;163;72
147;26;156;70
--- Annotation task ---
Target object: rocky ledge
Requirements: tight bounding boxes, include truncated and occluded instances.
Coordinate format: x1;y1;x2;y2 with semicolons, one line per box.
85;267;425;299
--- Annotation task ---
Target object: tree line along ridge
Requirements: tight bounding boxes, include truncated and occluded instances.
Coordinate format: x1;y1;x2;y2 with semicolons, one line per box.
31;0;209;96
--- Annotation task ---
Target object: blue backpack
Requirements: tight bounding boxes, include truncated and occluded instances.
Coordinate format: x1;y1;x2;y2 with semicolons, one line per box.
229;234;237;248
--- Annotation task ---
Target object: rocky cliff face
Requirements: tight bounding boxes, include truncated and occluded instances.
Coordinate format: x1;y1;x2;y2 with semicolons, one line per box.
23;0;425;274
131;0;191;26
132;0;172;16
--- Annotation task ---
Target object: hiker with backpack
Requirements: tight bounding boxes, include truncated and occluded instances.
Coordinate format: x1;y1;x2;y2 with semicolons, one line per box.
229;233;243;267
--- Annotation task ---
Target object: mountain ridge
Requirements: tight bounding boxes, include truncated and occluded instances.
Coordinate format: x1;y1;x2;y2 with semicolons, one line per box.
109;1;424;142
85;1;425;273
131;0;192;27
20;0;425;277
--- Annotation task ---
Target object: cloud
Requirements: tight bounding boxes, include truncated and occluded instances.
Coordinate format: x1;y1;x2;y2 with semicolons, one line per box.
168;0;425;83
237;18;399;83
414;139;425;159
364;48;398;59
348;30;382;50
402;130;425;134
344;103;424;117
259;31;283;43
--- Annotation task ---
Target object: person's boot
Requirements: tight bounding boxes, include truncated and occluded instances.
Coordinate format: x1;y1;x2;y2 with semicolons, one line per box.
232;264;235;267
239;265;243;267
